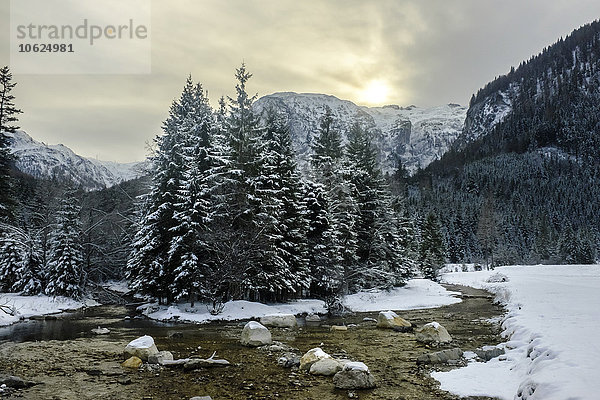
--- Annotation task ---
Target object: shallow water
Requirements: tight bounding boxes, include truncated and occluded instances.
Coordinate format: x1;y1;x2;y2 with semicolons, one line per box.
0;285;504;400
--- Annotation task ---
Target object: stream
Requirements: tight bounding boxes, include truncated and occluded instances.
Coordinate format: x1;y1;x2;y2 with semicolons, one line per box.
0;285;504;400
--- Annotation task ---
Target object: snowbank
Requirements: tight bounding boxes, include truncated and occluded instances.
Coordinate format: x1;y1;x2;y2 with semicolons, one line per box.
0;293;93;326
142;279;461;323
344;279;461;312
142;299;327;323
434;265;600;400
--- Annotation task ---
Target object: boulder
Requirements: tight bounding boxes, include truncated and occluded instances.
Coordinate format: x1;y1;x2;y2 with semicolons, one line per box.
241;321;272;347
123;335;159;361
148;351;174;365
305;313;321;323
190;397;212;400
333;362;376;390
260;314;298;328
299;347;330;371
416;348;463;364
309;358;344;376
121;356;143;369
415;322;452;344
376;311;411;330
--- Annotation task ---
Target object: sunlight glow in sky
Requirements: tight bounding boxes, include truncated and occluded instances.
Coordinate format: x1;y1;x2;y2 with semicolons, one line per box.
1;0;600;162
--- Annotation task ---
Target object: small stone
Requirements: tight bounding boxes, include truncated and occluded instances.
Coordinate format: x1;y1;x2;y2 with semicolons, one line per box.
91;326;110;335
148;351;174;365
190;396;212;400
416;348;463;364
168;331;184;339
305;313;321;323
121;356;143;369
330;325;348;331
117;376;132;385
277;353;300;368
475;346;505;361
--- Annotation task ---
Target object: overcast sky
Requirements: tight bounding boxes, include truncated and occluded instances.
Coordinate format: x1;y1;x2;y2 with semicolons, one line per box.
1;0;600;162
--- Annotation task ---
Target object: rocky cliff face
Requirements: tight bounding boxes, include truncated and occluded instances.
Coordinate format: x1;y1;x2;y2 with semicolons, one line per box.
254;92;466;174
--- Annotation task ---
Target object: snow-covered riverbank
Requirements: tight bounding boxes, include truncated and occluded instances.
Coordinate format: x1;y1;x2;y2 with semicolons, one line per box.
141;278;461;323
0;294;94;326
434;264;600;400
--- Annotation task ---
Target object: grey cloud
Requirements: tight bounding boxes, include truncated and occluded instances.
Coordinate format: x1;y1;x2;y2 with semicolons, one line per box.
2;0;600;161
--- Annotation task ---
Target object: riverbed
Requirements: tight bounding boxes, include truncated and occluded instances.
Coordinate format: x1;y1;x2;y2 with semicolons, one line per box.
0;285;503;400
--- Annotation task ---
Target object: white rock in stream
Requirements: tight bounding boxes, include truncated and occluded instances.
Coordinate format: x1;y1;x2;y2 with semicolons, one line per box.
240;321;272;347
91;326;110;335
124;335;159;361
260;314;298;328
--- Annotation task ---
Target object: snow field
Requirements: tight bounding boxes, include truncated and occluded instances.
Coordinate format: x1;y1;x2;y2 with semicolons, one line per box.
435;265;600;400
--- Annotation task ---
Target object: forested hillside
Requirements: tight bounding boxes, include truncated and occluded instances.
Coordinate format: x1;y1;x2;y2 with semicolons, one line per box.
411;21;600;267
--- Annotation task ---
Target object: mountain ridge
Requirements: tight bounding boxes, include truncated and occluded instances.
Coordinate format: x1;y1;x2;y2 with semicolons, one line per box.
7;130;147;191
254;92;467;173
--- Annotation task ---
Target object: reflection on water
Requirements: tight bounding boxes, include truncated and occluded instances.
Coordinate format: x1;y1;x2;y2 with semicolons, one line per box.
0;306;187;343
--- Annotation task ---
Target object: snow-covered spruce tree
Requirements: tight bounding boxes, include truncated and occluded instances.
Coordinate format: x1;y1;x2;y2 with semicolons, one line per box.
223;64;307;301
344;122;413;290
419;212;446;280
46;189;85;298
128;76;204;302
1;225;44;295
254;109;310;299
309;106;357;299
0;229;21;292
168;83;229;304
0;66;21;224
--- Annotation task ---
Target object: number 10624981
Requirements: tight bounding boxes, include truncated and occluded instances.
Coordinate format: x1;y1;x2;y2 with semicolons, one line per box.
18;43;74;53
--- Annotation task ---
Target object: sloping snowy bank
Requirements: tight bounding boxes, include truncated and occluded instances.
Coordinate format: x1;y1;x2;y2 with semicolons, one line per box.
142;278;461;323
0;293;93;326
434;265;600;400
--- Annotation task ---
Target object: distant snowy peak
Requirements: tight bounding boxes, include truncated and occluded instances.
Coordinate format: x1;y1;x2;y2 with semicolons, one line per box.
8;130;146;191
254;92;467;173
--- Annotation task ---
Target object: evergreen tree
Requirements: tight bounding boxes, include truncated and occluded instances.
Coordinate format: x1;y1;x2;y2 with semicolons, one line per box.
167;83;223;303
309;107;356;297
128;76;206;302
419;213;446;280
46;190;85;298
257;109;310;298
0;66;22;223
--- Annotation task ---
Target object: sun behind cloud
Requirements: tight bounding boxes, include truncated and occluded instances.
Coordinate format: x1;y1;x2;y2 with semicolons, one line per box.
360;79;390;105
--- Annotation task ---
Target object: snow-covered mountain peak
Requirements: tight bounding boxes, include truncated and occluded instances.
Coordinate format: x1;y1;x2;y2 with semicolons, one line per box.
254;92;467;173
7;130;146;191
